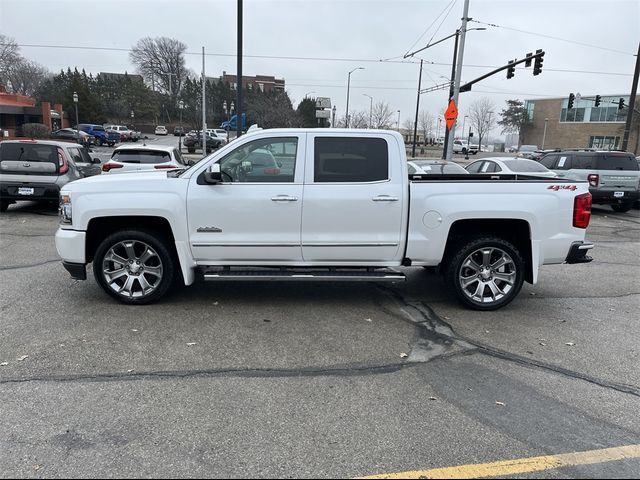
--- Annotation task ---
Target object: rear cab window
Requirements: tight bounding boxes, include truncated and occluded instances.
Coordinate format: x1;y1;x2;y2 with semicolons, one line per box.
111;149;171;164
313;137;388;182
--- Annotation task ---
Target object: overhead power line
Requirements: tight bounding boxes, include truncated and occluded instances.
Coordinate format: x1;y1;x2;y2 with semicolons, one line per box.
3;42;633;77
469;19;636;56
403;0;458;57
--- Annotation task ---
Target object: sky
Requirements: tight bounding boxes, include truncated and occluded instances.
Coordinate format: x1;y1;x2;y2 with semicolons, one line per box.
1;0;638;136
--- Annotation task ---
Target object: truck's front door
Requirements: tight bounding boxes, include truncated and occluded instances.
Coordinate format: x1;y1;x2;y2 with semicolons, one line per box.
187;135;305;263
301;134;406;263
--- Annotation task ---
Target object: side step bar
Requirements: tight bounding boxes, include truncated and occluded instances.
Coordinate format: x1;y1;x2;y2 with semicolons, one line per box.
201;267;406;283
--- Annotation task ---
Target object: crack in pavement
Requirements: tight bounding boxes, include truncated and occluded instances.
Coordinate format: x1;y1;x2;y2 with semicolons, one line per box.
0;259;60;271
378;286;640;398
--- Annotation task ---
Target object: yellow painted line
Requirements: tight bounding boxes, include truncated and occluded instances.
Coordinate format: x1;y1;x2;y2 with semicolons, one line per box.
356;444;640;479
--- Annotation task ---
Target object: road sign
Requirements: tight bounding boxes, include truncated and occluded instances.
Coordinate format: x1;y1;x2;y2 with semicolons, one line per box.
444;99;458;130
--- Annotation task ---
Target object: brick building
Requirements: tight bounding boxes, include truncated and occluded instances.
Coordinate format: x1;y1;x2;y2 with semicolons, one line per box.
520;95;639;154
218;72;285;93
0;87;69;138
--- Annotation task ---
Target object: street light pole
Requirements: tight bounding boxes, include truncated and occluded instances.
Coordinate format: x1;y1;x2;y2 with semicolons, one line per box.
397;110;401;131
178;100;184;152
332;105;336;128
345;67;364;128
412;59;423;158
363;94;373;128
542;117;549;149
442;29;460;159
72;91;79;144
461;115;468;142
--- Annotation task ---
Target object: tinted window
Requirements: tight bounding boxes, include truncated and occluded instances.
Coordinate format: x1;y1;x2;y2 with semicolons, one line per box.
314;137;388;183
572;155;595;169
111;150;171;164
92;126;105;132
597;154;639;171
540;154;557;169
0;143;58;163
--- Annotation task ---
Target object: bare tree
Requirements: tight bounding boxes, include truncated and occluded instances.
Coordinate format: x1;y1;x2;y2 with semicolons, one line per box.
349;111;369;129
468;97;497;147
402;118;415;131
5;59;50;96
130;37;188;100
371;101;394;129
0;34;20;88
418;110;435;144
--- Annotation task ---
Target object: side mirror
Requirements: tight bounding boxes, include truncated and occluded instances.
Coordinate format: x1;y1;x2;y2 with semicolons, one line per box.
92;157;101;164
204;163;222;184
241;160;253;173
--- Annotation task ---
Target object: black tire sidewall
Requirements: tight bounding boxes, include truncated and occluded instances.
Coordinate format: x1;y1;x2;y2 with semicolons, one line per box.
93;229;175;305
445;236;525;311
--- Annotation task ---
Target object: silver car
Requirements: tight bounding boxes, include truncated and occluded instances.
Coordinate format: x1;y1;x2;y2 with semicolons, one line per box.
0;140;101;212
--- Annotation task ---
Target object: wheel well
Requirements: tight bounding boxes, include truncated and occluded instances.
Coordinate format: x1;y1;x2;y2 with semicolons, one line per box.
442;219;534;283
86;216;177;264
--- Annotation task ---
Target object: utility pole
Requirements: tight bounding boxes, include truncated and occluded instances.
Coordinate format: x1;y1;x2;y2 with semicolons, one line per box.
622;41;639;151
202;46;206;154
412;59;423;158
237;0;243;139
446;0;470;161
442;29;459;159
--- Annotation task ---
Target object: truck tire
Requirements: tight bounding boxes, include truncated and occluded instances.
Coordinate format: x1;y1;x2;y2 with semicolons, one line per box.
93;229;175;305
611;202;633;213
0;200;10;213
445;236;524;311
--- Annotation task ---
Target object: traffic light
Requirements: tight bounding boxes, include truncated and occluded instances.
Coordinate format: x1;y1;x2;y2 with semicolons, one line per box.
533;49;544;76
506;60;516;79
568;93;575;109
525;52;533;68
618;98;625;110
594;95;602;107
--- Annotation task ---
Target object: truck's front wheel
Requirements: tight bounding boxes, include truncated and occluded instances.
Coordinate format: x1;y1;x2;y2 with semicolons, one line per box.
445;236;524;310
93;230;175;305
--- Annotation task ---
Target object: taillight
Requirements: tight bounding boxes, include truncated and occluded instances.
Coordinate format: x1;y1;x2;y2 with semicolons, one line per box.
587;174;599;188
57;147;68;174
154;164;178;169
263;167;280;175
101;162;124;172
573;192;592;229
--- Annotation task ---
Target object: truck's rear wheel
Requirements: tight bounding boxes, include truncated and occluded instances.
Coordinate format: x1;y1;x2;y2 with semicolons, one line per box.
445;236;524;310
611;202;633;213
93;230;175;305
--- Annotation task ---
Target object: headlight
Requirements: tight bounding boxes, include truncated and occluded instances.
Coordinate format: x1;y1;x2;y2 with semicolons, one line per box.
59;194;72;224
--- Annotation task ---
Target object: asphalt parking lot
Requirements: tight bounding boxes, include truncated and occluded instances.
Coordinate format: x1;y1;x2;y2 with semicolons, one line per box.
0;192;639;477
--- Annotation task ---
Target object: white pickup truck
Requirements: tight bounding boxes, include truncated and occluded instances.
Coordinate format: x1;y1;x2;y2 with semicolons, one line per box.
55;129;594;310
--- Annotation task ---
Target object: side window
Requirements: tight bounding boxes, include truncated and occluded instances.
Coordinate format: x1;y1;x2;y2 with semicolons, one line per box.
67;147;83;164
174;148;186;166
314;137;388;183
407;164;416;174
218;137;297;183
480;162;492;173
492;163;503;172
466;161;483;173
556;155;572;169
572;155;593;169
540;154;557;169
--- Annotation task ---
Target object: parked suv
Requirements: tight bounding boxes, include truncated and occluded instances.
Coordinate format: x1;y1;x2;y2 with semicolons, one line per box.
540;150;640;212
183;131;223;153
0;140;101;212
77;124;119;146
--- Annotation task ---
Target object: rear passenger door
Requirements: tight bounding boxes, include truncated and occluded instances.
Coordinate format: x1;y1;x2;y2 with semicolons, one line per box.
301;134;405;263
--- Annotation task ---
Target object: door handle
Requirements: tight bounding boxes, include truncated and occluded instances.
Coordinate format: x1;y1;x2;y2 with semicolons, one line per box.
372;195;399;202
271;195;298;202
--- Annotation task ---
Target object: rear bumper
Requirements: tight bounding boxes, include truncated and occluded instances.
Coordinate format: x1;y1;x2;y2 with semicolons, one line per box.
565;241;594;264
0;182;60;202
590;189;639;205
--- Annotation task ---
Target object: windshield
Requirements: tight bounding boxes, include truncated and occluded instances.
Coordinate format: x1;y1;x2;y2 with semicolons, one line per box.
413;161;468;174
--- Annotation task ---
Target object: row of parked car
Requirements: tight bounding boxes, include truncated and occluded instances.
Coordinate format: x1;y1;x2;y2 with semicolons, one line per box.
48;124;141;148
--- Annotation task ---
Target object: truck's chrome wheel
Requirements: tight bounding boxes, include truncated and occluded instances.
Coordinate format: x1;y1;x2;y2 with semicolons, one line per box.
102;240;163;298
458;247;516;304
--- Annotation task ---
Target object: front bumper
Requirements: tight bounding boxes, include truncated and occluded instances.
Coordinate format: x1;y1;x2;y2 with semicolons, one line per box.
565;241;594;264
55;228;87;264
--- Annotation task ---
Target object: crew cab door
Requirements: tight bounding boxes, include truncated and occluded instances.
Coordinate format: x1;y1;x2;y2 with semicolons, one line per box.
301;133;406;263
187;134;305;263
